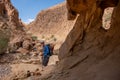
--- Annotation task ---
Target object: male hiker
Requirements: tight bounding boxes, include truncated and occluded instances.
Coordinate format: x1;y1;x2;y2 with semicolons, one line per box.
40;41;51;67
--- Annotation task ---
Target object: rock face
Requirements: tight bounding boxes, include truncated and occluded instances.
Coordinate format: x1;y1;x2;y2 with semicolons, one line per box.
28;3;76;49
51;0;120;80
0;0;24;54
0;21;10;54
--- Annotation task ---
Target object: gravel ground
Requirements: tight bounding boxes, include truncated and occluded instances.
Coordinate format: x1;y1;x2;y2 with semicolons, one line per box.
0;53;16;80
0;64;11;79
0;53;17;63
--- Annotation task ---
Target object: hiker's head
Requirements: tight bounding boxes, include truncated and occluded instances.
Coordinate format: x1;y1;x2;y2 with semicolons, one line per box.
40;40;45;46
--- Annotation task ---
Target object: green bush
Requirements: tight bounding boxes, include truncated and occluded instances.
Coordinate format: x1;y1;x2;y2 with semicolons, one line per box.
0;37;9;53
0;32;9;54
50;35;54;38
53;37;57;41
31;36;37;40
0;25;10;54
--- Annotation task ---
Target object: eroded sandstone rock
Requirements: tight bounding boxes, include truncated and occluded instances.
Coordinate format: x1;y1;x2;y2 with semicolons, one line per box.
55;0;120;80
0;0;25;54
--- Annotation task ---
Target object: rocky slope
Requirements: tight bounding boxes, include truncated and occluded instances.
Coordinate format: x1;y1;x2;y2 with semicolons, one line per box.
0;0;23;54
0;0;26;53
0;0;26;79
27;2;76;49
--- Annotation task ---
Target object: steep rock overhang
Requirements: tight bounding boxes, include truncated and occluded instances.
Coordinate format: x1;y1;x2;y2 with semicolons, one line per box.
66;0;119;20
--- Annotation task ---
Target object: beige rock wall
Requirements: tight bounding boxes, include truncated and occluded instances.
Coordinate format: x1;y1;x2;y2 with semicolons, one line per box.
27;3;76;49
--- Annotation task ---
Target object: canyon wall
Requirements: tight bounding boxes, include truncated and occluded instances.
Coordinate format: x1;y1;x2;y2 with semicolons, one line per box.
0;0;25;54
28;3;76;49
49;0;120;80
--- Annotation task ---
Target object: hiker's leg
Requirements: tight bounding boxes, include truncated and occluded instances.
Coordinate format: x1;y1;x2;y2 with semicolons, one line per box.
45;56;50;66
44;56;50;66
42;56;44;65
42;56;47;66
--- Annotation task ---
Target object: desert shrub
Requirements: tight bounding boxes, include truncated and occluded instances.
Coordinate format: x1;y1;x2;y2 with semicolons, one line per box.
0;30;10;54
53;37;57;41
50;35;54;38
0;23;11;54
31;36;37;40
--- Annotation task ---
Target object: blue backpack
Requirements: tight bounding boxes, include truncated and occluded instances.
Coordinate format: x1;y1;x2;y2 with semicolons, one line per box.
46;44;52;56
